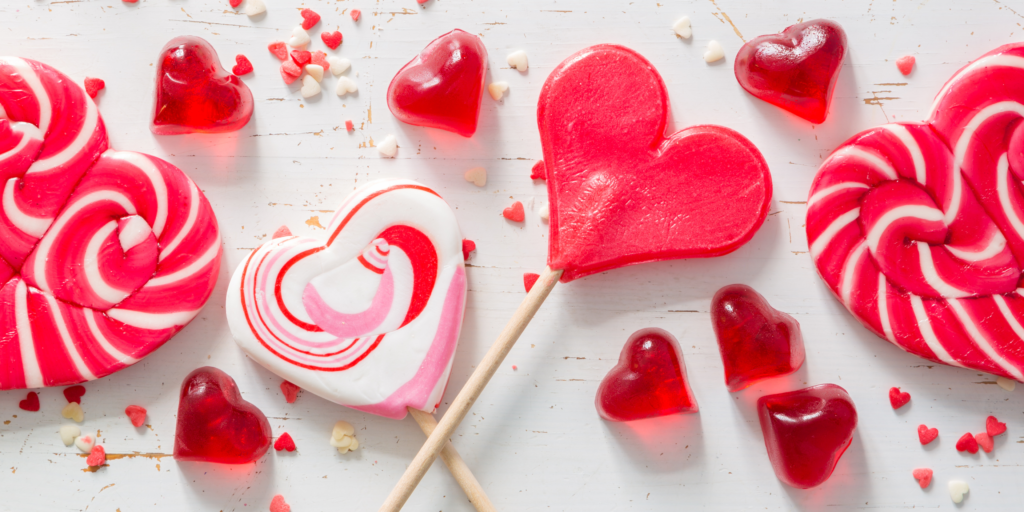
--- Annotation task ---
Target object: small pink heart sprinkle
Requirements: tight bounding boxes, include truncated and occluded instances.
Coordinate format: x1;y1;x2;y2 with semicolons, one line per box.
86;445;106;467
84;78;105;99
321;31;343;50
270;494;291;512
975;432;994;453
232;55;253;76
896;55;916;76
530;160;546;181
912;468;932;489
523;272;539;293
125;405;147;427
280;380;301;403
917;424;938;445
345;120;355;132
300;8;321;30
272;226;293;239
503;201;525;222
268;41;289;61
350;9;361;21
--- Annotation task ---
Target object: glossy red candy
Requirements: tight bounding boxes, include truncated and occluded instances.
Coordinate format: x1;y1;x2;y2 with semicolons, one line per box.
173;367;272;464
387;29;487;137
734;20;847;124
539;45;772;282
711;284;804;391
152;36;254;135
595;328;698;421
758;384;857;489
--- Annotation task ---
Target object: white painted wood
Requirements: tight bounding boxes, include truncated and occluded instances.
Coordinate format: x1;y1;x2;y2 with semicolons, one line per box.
0;0;1021;510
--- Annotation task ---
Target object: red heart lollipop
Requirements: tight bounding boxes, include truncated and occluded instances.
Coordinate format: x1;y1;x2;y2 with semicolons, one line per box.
173;367;272;464
539;45;772;282
387;29;487;137
152;36;254;135
595;328;698;421
734;20;847;124
758;383;857;488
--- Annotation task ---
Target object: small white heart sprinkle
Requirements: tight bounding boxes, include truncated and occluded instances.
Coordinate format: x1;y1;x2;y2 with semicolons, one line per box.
507;50;529;72
300;75;321;98
244;0;266;16
74;434;95;453
305;64;324;82
948;480;969;504
997;376;1016;391
539;204;550;222
330;421;359;454
487;81;509;101
673;16;692;38
378;134;398;158
464;167;487;187
327;56;351;76
704;40;725;63
288;26;310;48
336;76;358;96
59;425;80;447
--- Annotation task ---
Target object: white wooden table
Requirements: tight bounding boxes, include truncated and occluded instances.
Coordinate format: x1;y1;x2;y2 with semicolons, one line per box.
1;0;1022;510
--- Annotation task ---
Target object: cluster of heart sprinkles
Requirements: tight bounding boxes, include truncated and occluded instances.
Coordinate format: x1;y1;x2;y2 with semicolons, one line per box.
0;57;221;390
807;43;1024;381
267;8;358;100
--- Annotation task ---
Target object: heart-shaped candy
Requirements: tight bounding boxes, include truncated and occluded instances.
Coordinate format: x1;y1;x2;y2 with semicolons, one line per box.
321;31;343;50
949;480;969;503
912;468;933;488
757;384;857;488
955;432;978;453
734;19;847;124
918;424;939;445
63;385;86;404
387;29;487;137
0;57;221;390
888;387;910;409
18;391;39;411
173;367;272;464
539;45;772;282
711;284;804;391
987;415;1007;436
975;432;994;453
807;43;1024;381
595;328;697;421
227;179;467;420
151;36;254;134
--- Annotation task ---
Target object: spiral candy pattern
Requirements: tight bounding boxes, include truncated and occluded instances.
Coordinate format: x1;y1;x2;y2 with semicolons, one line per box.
0;58;221;389
807;43;1024;380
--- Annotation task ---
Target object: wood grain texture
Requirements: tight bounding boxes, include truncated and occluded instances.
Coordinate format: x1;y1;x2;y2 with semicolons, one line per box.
0;0;1021;510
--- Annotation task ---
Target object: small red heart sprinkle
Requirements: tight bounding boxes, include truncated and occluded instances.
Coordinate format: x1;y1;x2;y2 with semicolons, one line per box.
86;445;106;467
350;9;361;21
986;415;1007;437
229;0;242;8
18;392;39;412
321;31;343;50
896;55;916;76
417;0;429;4
274;432;297;452
290;50;311;67
512;365;518;370
84;77;105;99
268;41;289;61
888;386;910;409
300;8;321;30
975;432;994;453
503;201;525;222
280;64;300;85
270;495;291;512
125;405;147;427
280;380;301;403
462;239;476;260
917;424;938;445
345;120;355;132
530;160;546;181
64;385;86;404
123;0;138;3
912;468;932;489
956;432;979;453
523;273;540;293
232;55;253;76
272;226;293;239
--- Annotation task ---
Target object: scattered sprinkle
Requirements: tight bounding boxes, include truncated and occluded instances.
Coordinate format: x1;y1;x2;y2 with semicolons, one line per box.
64;385;86;404
997;376;1015;391
281;381;301;403
917;424;938;445
955;432;978;454
704;40;725;63
268;41;289;60
975;432;993;453
512;365;518;371
948;480;969;504
328;56;351;76
62;402;84;423
75;434;95;453
539;204;549;223
60;425;81;447
912;468;932;489
288;26;311;49
330;420;359;454
896;55;915;76
503;201;525;222
272;226;293;239
84;78;105;99
229;0;242;8
986;415;1007;437
281;61;302;84
306;64;325;82
336;76;358;96
86;445;106;467
507;50;529;72
888;386;910;409
462;239;476;261
530;160;546;181
487;81;508;101
274;432;297;452
300;8;321;30
18;391;39;412
378;134;398;157
345;120;355;132
321;31;343;50
270;494;291;512
290;50;312;67
417;0;430;4
310;51;330;73
232;55;254;76
464;167;487;187
523;272;539;292
125;405;147;428
672;16;692;38
350;9;362;21
244;0;266;16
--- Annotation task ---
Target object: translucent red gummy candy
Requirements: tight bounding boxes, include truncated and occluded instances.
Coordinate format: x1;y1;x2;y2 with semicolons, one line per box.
711;284;804;391
595;328;698;422
807;43;1024;380
173;367;272;464
538;45;772;282
387;29;487;137
152;36;253;135
734;19;847;124
758;384;857;488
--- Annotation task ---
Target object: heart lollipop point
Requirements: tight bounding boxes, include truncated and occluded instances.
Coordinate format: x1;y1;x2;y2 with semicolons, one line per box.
596;328;698;421
173;367;272;464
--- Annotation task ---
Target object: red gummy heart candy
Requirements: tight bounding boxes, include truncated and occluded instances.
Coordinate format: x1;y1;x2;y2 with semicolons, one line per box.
300;8;321;30
232;55;253;76
539;45;772;282
280;380;300;403
387;29;487;137
888;386;910;409
18;391;39;412
975;432;994;453
173;367;272;464
125;405;147;427
711;284;804;391
321;31;343;50
918;424;939;445
503;201;525;222
595;328;698;421
987;415;1007;437
955;432;979;453
734;19;847;124
274;432;297;452
63;385;86;404
758;384;857;488
912;468;933;488
152;36;254;135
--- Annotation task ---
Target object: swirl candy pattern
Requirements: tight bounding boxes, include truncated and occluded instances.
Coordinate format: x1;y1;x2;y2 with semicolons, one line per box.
227;179;467;420
807;43;1024;380
0;58;221;389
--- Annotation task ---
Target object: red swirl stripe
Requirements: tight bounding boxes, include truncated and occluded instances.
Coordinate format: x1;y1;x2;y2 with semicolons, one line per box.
807;43;1024;381
0;58;220;389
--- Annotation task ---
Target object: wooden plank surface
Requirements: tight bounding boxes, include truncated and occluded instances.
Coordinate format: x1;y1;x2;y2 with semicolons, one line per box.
0;0;1021;510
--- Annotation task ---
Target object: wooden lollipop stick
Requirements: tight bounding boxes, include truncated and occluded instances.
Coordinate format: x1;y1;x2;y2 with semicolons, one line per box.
407;408;496;512
381;266;563;511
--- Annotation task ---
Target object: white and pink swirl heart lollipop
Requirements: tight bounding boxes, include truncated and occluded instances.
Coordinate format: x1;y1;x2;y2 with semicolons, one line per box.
226;178;466;419
0;57;221;389
808;43;1024;380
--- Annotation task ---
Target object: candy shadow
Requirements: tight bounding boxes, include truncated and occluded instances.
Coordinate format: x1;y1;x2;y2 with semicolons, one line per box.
150;111;261;185
600;412;706;472
175;454;275;508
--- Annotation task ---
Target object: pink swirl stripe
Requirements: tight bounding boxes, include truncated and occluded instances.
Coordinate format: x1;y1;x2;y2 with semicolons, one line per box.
807;43;1024;381
0;58;221;389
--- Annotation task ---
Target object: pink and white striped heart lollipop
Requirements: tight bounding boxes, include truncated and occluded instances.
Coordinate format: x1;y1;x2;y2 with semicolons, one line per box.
226;179;466;419
0;57;221;389
808;43;1024;380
